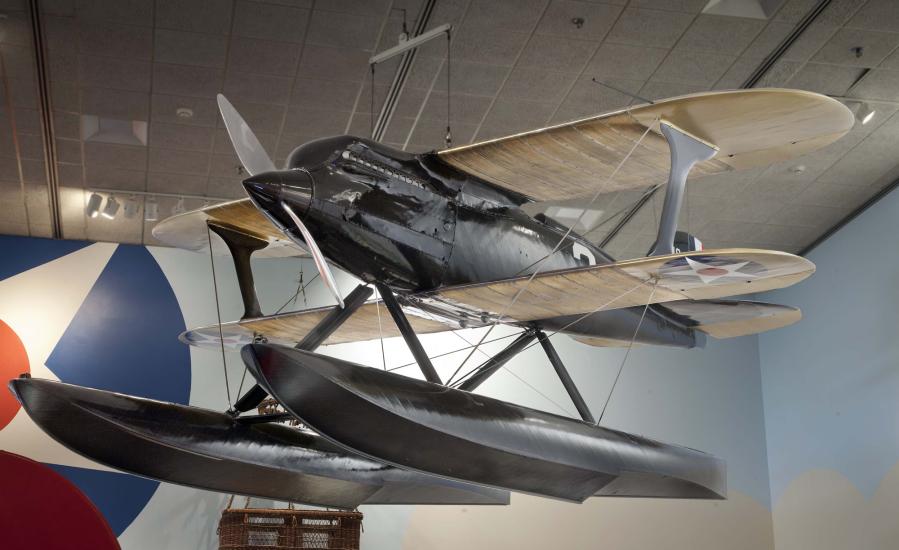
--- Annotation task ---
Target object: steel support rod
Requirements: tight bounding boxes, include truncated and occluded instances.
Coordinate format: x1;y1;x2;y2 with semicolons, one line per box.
376;283;442;384
537;330;595;423
208;222;268;319
458;329;538;392
231;284;373;414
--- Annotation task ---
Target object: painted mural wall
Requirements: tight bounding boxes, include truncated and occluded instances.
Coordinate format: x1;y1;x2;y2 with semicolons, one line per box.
759;188;899;550
0;234;775;549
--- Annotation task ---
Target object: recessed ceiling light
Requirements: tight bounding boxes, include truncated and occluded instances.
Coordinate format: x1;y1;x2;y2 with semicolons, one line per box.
791;164;805;175
171;197;186;216
85;193;102;218
857;102;875;125
176;107;194;119
101;195;120;219
123;196;139;219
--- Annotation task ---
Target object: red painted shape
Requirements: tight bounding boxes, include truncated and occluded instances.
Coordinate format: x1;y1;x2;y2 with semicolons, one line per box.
0;451;120;550
0;320;29;430
697;267;729;276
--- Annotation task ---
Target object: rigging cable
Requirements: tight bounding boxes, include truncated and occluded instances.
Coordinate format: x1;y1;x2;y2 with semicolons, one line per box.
206;225;232;407
445;118;659;386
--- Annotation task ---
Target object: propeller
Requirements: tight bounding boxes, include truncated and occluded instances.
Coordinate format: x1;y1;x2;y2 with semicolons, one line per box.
281;201;345;309
216;94;276;176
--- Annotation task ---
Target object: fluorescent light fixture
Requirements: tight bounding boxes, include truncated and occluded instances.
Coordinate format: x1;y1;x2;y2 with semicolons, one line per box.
145;198;159;222
101;195;120;219
369;23;451;65
857;101;875;125
85;193;102;218
123;197;139;219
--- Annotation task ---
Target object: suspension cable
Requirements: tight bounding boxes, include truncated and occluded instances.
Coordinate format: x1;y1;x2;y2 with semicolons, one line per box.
206;226;232;406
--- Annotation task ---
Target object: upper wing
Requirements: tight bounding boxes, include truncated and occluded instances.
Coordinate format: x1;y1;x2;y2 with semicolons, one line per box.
426;249;814;322
151;198;305;257
662;299;802;339
438;89;853;202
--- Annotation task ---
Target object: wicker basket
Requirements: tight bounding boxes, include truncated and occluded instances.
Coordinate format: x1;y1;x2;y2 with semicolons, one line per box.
219;507;363;549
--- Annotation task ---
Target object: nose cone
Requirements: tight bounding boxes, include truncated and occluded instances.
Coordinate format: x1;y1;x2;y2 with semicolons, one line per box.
243;169;313;215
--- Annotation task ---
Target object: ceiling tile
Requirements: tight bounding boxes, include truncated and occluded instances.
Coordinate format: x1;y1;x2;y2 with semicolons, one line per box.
83;165;146;191
81;87;149;120
451;27;529;66
83;142;147;170
155;30;228;68
500;67;578;102
283;107;351;136
846;0;899;33
419;92;493;125
606;8;695;49
154;63;224;98
677;14;766;55
53;110;80;140
767;203;848;229
306;9;380;50
849;68;899;100
146;171;207;195
639;79;708;100
465;0;547;33
149;123;215;152
297;45;371;83
79;54;151;91
751;58;803;87
151;94;219;127
742;21;795;60
47;48;79;82
228;37;302;77
207;176;246;199
518;35;597;72
479;98;557;136
314;0;388;17
629;0;707;12
148;148;210;176
218;100;286;134
50;81;80;112
431;61;508;97
794;180;873;207
811;28;899;67
787;62;864;96
586;42;668;81
209;153;244;179
155;0;234;34
214;127;277;155
534;1;623;40
782;22;838;62
55;138;82;164
652;50;736;86
223;72;292;104
75;0;153;26
552;75;641;121
408;118;477;150
77;22;153;60
290;77;361;110
43;15;77;50
233;0;309;43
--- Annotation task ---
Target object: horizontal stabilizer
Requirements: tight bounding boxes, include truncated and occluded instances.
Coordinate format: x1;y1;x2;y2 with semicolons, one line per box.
663;299;802;338
243;343;727;502
9;378;508;508
181;301;450;350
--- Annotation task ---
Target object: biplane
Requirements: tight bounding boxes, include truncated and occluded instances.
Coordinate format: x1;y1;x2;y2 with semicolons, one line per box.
11;88;853;508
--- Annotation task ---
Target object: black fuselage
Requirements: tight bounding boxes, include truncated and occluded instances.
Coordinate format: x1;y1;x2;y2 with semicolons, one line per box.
246;136;700;348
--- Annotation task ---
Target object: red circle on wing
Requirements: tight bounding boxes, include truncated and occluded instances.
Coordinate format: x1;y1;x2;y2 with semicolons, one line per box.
697;267;729;276
0;320;29;430
0;451;119;550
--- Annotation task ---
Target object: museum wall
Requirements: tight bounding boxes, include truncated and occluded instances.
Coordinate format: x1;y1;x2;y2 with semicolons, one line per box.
758;187;899;550
0;234;774;549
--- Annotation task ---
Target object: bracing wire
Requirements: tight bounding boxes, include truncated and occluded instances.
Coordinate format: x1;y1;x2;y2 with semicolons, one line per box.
375;287;388;370
444;119;660;386
596;281;658;425
206;226;232;406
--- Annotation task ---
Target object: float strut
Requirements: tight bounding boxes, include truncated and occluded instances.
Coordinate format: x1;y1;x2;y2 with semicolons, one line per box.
537;330;595;423
649;122;718;256
207;222;268;319
458;329;538;392
231;284;373;414
376;283;442;385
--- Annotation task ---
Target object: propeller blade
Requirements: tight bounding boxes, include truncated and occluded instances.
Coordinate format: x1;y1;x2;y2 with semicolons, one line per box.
217;94;276;176
281;201;345;309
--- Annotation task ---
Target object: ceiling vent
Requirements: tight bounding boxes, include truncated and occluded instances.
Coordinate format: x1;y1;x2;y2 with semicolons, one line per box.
81;115;148;146
702;0;783;19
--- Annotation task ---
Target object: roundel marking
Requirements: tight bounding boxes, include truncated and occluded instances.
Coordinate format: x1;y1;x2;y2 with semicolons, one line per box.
0;319;29;430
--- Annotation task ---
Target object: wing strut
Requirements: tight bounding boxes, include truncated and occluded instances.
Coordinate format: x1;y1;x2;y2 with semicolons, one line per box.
376;283;442;384
649;122;718;256
457;329;538;391
229;284;373;415
208;222;268;319
537;330;595;423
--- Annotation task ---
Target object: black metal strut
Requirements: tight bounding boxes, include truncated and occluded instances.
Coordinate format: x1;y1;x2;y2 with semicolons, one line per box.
375;283;442;384
537;330;595;423
207;222;268;319
458;329;538;392
231;284;374;414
